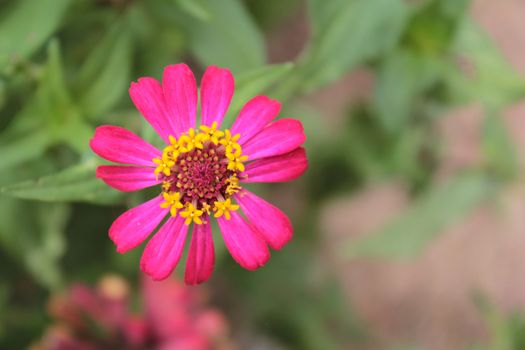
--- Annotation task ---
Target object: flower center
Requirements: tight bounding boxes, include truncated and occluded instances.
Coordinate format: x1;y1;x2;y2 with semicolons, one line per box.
153;122;245;225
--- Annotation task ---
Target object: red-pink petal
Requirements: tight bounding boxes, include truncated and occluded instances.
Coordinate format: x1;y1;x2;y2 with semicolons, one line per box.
185;222;215;285
217;211;269;270
242;118;306;160
158;336;209;350
140;216;188;281
109;196;168;253
163;64;197;134
200;66;234;127
235;190;293;250
90;126;161;166
96;166;159;192
129;77;175;143
231;96;281;145
141;277;190;338
242;147;308;183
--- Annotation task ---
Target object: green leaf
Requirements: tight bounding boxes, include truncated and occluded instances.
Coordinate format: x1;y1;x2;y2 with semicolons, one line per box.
440;0;471;18
373;49;442;133
25;204;70;289
303;0;409;91
0;0;72;72
0;199;68;289
343;174;495;258
482;112;518;179
0;41;91;170
403;0;471;54
75;18;133;119
0;130;52;172
223;63;294;125
38;40;92;153
0;79;5;110
1;160;122;204
37;40;74;128
446;19;525;109
475;297;514;350
179;0;265;72
174;0;211;21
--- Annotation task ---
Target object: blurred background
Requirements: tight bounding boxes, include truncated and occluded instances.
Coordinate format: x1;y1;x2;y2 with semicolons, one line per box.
1;0;525;349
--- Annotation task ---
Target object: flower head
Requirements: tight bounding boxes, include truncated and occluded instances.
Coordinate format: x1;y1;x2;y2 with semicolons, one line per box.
90;64;307;284
33;275;231;349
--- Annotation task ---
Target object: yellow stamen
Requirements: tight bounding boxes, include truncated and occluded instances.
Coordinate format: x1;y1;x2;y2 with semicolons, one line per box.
225;175;242;195
213;198;239;220
180;203;204;225
201;202;211;215
178;128;205;152
219;129;242;155
199;121;224;145
226;152;248;172
163;136;180;158
153;153;175;177
160;192;184;217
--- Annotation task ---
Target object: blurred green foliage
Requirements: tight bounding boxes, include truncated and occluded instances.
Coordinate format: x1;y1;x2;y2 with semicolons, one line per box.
1;0;524;348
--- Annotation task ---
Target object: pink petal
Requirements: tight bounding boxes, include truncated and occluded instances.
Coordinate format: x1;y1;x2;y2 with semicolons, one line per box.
231;96;281;145
200;66;234;127
90;126;161;167
242;118;306;160
129;77;175;143
163;64;197;134
158;336;209;350
109;196;168;253
235;190;293;250
141;277;191;338
96;166;159;192
122;317;148;347
140;216;188;281
242;147;308;183
217;211;269;270
185;222;215;285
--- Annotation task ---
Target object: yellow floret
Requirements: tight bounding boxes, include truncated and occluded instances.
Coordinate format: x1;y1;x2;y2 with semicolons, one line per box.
226;151;248;172
225;175;242;195
178;128;205;152
163;135;180;158
201;202;211;215
180;203;204;225
199;122;225;145
153;153;175;177
219;129;242;155
213;198;239;220
160;192;184;217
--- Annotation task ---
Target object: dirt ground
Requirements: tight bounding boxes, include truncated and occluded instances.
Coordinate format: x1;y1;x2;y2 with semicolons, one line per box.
268;0;525;349
317;1;525;349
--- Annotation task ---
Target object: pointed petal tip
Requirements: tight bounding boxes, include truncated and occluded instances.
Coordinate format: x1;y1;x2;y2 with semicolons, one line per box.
184;277;205;286
128;77;175;143
231;95;282;144
115;245;129;254
163;63;198;133
140;263;170;281
184;223;215;284
200;66;235;127
241;118;306;160
90;125;161;167
139;216;188;281
217;212;270;271
96;166;159;192
108;196;168;254
242;147;308;183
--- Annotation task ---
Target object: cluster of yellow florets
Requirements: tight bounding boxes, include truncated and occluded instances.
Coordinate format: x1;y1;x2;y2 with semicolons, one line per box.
153;122;246;225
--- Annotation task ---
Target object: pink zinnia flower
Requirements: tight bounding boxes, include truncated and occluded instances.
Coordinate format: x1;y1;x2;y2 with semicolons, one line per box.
90;64;307;284
37;275;231;349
